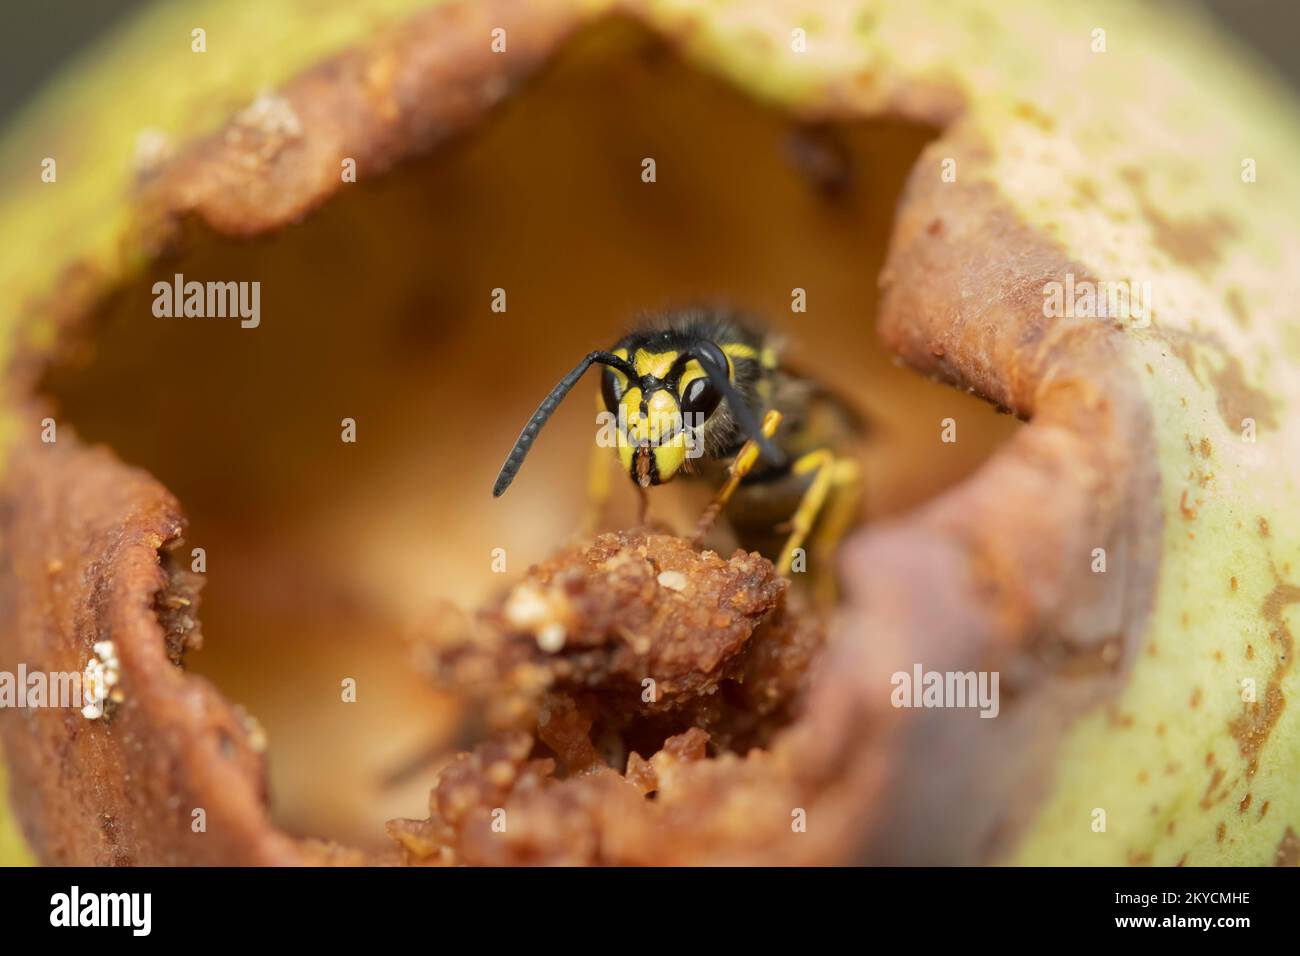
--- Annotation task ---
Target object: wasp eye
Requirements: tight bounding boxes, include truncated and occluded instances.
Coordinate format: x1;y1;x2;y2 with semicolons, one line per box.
680;376;722;421
601;368;622;415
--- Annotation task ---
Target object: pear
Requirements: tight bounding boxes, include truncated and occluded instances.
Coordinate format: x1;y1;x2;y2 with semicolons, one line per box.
0;0;1296;865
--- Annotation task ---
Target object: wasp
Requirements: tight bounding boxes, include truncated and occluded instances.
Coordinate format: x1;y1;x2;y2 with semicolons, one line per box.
492;310;862;580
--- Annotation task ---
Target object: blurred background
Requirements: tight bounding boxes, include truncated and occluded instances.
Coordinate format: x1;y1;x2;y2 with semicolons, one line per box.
4;0;1299;129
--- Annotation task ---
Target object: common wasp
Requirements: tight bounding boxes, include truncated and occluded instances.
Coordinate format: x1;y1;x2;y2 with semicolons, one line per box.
493;310;863;580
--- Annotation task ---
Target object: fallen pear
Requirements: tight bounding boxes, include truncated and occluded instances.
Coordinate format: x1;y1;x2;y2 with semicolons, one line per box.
0;0;1296;866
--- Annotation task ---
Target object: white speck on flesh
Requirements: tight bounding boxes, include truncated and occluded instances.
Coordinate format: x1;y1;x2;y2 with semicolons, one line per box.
657;570;687;591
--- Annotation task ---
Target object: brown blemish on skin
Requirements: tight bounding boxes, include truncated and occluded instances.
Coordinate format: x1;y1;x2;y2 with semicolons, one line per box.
1277;828;1300;866
1119;166;1239;277
1176;852;1187;866
1155;722;1166;737
1198;437;1211;458
1216;822;1226;843
1230;582;1298;774
1126;849;1152;866
1137;769;1148;784
1168;339;1203;386
1190;686;1202;708
1246;644;1255;660
1259;517;1271;538
1239;792;1252;813
1162;331;1278;434
1179;489;1197;521
1199;766;1226;809
1259;801;1270;819
1225;288;1250;329
1211;351;1279;432
1229;578;1237;594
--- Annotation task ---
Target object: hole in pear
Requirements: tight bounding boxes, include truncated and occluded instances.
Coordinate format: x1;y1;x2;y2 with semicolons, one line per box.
37;20;1018;849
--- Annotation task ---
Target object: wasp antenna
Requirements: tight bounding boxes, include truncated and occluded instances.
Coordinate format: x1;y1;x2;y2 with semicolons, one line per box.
694;350;785;466
492;350;635;497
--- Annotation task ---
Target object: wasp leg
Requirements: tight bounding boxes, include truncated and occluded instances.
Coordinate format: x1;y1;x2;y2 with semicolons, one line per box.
692;409;783;545
776;449;859;579
809;458;861;602
584;441;612;534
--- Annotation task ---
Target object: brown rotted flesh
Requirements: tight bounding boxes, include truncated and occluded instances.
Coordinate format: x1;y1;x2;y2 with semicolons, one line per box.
389;530;825;865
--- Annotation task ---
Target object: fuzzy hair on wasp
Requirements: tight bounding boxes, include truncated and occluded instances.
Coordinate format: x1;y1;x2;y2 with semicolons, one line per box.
492;309;863;580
